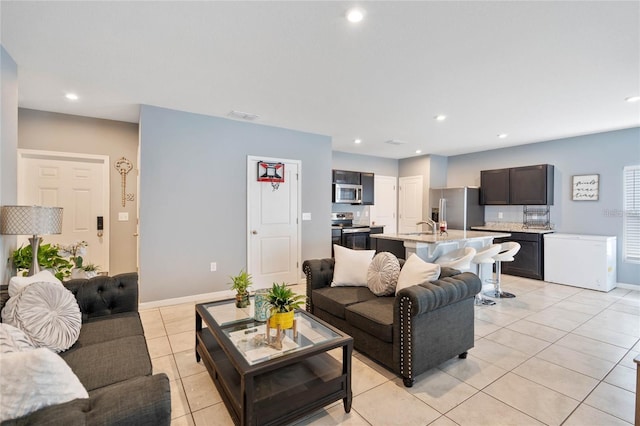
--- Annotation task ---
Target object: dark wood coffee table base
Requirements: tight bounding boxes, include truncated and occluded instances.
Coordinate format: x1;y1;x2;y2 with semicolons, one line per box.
195;304;352;426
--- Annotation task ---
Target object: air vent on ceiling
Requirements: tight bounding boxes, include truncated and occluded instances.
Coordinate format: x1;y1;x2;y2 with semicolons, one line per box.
228;110;260;121
385;139;408;146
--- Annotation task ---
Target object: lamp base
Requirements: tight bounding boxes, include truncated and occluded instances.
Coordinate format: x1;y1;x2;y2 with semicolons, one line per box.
28;235;42;276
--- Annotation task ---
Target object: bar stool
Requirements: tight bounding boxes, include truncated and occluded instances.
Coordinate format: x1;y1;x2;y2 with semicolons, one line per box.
435;247;477;271
471;244;501;306
484;242;521;299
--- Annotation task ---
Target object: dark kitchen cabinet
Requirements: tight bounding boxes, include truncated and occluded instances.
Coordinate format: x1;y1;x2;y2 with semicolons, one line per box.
492;232;546;280
481;168;510;205
481;164;554;205
367;226;384;249
332;170;360;185
510;164;554;205
361;172;375;205
331;228;342;256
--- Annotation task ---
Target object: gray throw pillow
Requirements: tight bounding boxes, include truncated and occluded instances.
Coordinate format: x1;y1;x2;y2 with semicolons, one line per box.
367;252;401;296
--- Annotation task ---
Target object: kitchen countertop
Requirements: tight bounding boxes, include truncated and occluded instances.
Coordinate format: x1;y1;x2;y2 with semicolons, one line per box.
471;222;555;234
370;229;511;244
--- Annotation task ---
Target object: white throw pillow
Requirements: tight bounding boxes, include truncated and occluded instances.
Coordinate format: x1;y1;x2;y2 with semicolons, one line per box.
9;270;62;297
367;252;401;296
2;281;81;353
0;323;36;353
395;254;441;295
331;245;376;287
0;347;88;422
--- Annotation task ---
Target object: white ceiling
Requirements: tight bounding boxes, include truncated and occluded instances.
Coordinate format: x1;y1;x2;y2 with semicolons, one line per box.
1;1;639;159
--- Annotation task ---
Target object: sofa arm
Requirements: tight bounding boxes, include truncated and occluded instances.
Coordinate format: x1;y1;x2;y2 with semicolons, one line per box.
64;273;139;322
396;272;481;316
2;374;171;426
302;259;334;312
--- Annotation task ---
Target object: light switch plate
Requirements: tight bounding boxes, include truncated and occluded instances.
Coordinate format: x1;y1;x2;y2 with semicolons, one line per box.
302;212;311;221
118;212;129;221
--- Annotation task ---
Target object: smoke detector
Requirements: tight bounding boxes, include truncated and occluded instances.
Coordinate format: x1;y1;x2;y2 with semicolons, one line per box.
228;110;260;121
385;139;408;146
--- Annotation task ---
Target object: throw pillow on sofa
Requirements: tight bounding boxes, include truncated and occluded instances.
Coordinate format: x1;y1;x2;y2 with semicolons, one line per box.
8;270;62;297
0;347;89;422
395;253;441;295
367;252;401;296
2;281;81;353
331;245;376;287
0;323;36;353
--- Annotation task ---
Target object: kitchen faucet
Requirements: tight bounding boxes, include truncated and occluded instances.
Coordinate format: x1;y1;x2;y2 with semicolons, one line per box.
416;218;437;234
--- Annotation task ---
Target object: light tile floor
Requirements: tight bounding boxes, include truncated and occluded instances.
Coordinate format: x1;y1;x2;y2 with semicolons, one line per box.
140;275;639;426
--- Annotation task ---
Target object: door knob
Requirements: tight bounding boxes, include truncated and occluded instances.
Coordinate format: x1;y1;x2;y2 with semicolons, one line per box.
252;230;258;235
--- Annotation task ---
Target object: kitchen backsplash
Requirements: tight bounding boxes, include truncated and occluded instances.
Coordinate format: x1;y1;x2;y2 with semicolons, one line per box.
331;204;371;225
484;205;526;223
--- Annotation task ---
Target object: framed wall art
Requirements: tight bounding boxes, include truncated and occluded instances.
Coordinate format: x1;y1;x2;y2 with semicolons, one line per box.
572;174;599;201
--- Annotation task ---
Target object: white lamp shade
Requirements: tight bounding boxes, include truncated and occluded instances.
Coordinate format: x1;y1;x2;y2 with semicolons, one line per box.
0;206;63;236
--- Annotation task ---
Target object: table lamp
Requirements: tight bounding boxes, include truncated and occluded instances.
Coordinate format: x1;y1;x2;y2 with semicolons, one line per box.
0;205;64;275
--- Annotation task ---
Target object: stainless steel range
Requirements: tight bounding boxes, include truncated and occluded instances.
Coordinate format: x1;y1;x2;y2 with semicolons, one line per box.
331;212;370;250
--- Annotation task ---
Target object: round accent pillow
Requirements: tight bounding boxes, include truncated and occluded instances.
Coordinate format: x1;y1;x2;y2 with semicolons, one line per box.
367;252;401;296
2;282;81;353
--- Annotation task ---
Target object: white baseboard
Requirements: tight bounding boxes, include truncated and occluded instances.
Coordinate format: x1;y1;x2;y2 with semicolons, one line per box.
616;282;640;291
138;280;307;310
139;289;236;310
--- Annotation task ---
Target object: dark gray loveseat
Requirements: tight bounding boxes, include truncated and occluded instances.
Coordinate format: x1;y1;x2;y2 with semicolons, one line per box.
0;273;171;425
303;258;481;387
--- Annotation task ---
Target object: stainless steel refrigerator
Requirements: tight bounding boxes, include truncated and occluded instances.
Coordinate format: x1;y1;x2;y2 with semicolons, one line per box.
429;187;484;230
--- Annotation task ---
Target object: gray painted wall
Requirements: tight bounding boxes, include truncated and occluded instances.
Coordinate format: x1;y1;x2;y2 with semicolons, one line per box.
332;151;398;176
0;46;18;284
447;127;640;286
17;109;139;275
139;105;332;302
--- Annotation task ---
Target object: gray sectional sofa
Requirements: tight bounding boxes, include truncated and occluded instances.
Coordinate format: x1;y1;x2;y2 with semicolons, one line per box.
0;273;171;425
303;258;482;387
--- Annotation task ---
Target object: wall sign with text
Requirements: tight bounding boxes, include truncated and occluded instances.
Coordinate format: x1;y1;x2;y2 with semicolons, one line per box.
572;174;599;201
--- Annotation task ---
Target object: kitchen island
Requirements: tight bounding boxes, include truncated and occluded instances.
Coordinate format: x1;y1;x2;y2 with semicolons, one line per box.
371;230;510;262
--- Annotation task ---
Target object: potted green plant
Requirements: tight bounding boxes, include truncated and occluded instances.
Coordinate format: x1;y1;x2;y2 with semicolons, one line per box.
12;242;72;281
266;282;305;329
229;269;252;308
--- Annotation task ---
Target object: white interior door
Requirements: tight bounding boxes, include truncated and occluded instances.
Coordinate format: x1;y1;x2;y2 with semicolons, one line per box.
18;150;109;272
247;156;300;289
398;175;423;233
369;175;397;234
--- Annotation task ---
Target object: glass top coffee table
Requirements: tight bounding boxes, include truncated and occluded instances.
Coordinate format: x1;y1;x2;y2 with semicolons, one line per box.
195;298;353;426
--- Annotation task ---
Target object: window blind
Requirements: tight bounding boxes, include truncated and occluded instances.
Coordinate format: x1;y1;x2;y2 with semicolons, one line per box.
623;165;640;263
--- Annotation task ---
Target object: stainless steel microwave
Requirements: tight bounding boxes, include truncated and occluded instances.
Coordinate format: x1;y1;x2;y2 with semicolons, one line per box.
333;183;363;204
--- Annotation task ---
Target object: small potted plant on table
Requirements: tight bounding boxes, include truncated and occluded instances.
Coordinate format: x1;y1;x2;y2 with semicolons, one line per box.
266;282;305;330
229;269;252;308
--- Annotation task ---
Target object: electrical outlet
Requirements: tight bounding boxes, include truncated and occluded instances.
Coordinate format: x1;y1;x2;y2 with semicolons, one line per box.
210;262;217;272
498;212;504;219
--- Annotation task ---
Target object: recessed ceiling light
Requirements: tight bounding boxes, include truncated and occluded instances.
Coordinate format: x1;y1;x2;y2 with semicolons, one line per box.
354;138;362;144
625;96;640;103
498;133;508;139
346;8;364;23
434;115;447;121
65;93;79;101
415;150;422;154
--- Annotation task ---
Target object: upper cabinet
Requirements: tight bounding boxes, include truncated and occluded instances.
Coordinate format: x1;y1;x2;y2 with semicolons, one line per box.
332;170;360;185
332;169;375;205
510;164;554;205
481;164;554;205
361;172;375;205
480;168;510;205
